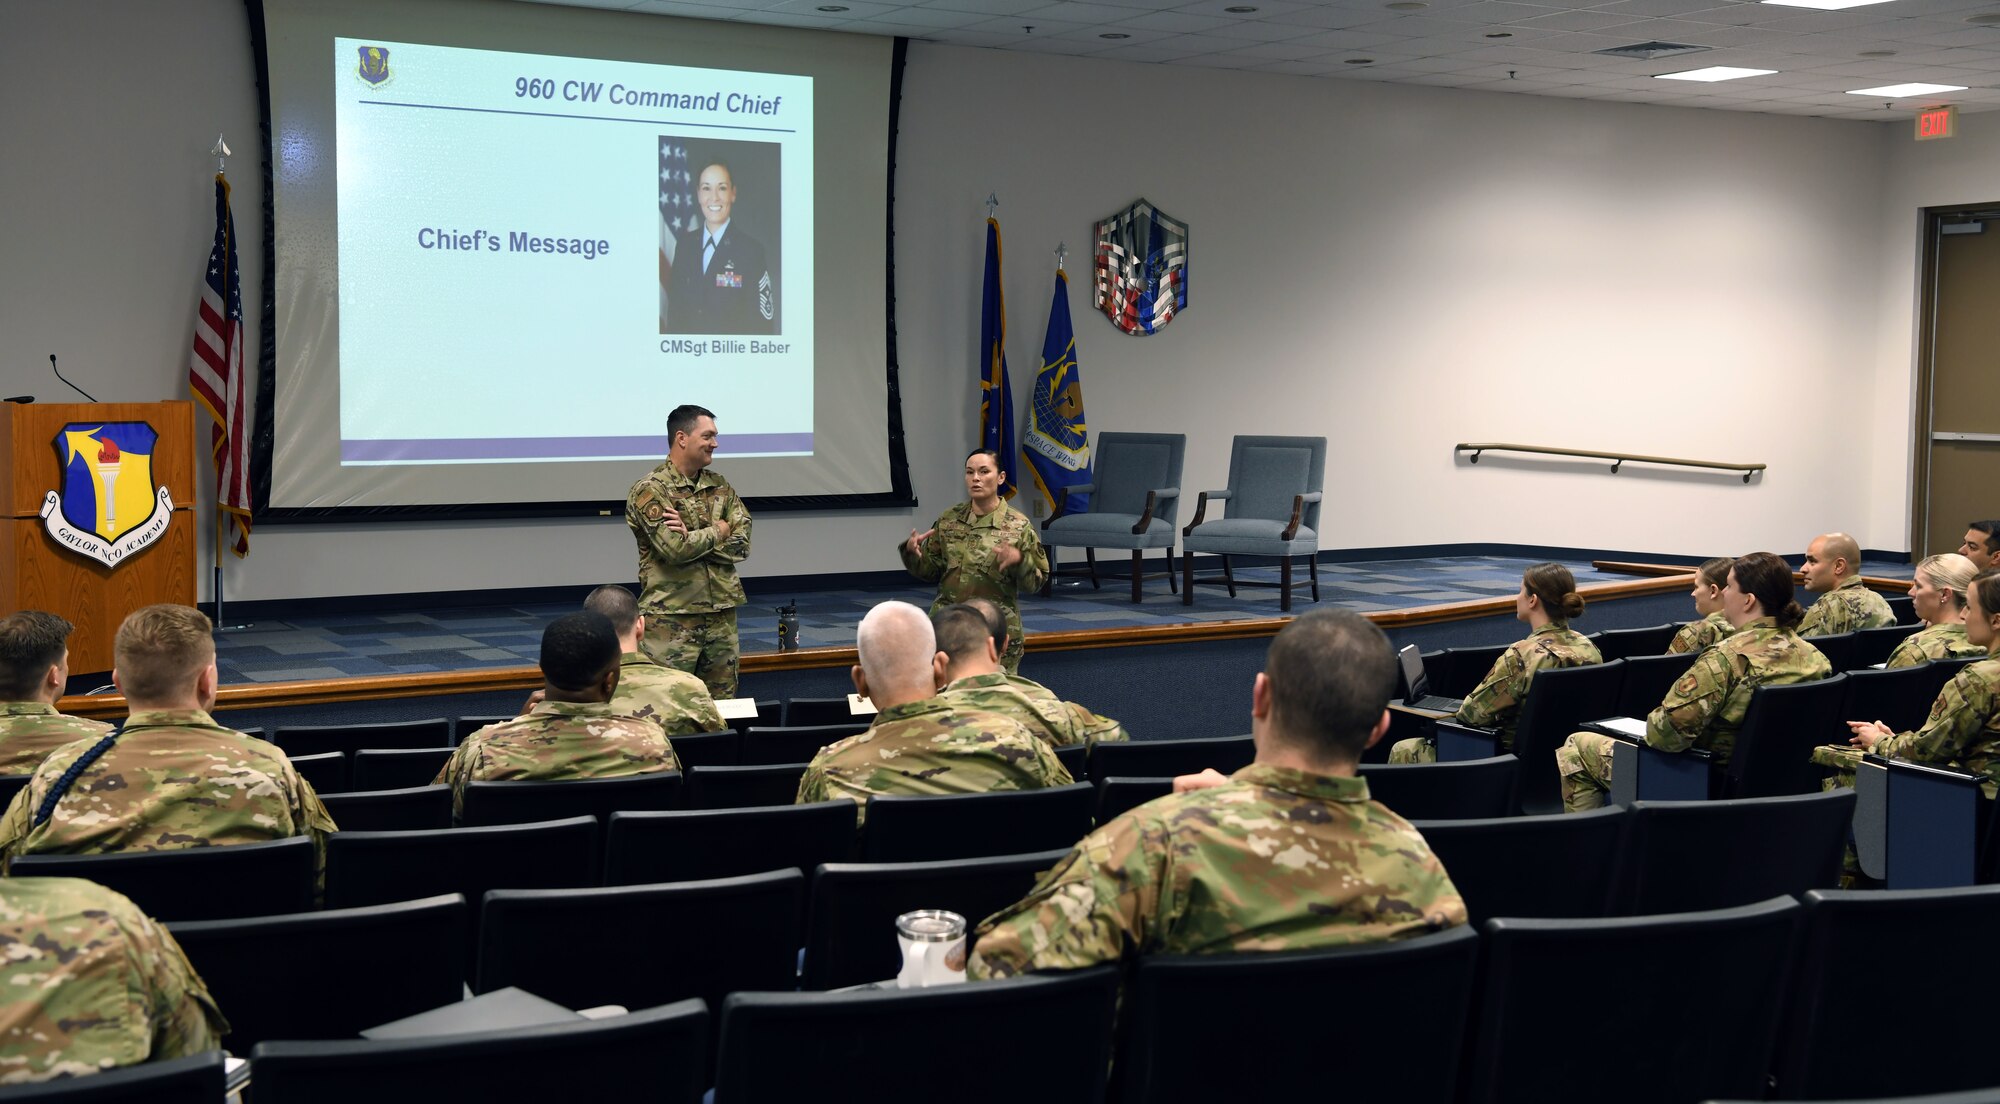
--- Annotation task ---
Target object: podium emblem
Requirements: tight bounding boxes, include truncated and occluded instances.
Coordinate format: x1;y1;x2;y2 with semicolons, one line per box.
1092;198;1188;336
40;422;174;568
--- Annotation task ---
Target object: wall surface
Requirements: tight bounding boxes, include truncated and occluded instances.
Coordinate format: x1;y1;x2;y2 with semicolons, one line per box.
1;0;1934;605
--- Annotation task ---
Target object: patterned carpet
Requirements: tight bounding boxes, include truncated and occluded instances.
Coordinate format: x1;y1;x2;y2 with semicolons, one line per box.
208;555;1912;685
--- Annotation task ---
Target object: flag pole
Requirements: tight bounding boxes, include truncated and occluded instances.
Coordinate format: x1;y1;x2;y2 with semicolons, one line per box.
207;136;249;632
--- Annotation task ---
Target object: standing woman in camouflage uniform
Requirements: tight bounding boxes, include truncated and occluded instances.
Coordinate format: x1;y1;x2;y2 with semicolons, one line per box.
1387;563;1602;762
1836;568;2000;795
1667;557;1738;655
1882;553;1986;668
899;449;1049;674
1557;552;1833;812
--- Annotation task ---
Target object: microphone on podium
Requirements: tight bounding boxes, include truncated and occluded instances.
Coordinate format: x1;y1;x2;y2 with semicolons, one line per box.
48;354;99;403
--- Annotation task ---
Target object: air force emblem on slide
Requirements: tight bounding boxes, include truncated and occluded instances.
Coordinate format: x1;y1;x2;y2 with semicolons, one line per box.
41;423;174;568
356;46;393;88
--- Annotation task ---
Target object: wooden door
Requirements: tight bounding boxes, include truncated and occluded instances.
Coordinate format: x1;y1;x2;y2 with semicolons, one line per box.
1919;215;2000;558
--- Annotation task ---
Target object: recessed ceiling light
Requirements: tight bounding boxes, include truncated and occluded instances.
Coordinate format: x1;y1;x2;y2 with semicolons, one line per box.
1966;11;2000;21
1656;65;1778;81
1223;4;1258;10
1857;48;1897;56
1761;0;1894;9
1387;1;1428;9
815;4;848;10
1484;30;1512;37
1847;81;1968;96
1099;31;1130;37
1344;57;1375;63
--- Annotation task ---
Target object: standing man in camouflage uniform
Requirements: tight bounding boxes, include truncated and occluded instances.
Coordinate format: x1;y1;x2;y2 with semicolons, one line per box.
583;585;724;735
935;602;1129;749
795;601;1071;822
627;404;752;699
0;877;226;1083
1668;558;1738;655
1798;532;1894;636
1961;521;2000;572
1388;563;1601;763
0;604;337;867
1557;552;1832;812
900;449;1048;675
968;609;1466;979
0;612;111;774
438;612;679;818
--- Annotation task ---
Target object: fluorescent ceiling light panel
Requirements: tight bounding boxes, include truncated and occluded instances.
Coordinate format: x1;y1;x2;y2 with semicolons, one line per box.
1761;0;1895;10
1846;82;1968;97
1655;65;1777;81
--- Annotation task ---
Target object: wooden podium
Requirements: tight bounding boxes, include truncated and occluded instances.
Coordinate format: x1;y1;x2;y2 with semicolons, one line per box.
0;402;197;675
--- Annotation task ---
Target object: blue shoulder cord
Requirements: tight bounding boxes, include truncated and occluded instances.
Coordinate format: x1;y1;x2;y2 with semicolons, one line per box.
33;727;122;828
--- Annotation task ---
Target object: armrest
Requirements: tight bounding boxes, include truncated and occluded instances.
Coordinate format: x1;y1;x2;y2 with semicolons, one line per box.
1046;481;1098;526
1865;755;1981;888
1300;491;1323;503
1608;738;1711;805
1281;494;1306;541
1433;720;1499;763
1183;490;1228;536
1150;486;1180;502
1131;490;1158;536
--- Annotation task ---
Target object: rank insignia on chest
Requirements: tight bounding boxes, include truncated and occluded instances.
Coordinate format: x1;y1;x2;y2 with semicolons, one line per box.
717;269;742;288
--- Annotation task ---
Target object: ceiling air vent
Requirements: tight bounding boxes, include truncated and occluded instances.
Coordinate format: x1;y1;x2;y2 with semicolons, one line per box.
1593;41;1711;60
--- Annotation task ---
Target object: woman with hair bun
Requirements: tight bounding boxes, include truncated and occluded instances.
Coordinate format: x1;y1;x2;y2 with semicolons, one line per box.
1557;551;1833;811
1388;563;1601;763
1884;553;1985;668
1667;557;1736;655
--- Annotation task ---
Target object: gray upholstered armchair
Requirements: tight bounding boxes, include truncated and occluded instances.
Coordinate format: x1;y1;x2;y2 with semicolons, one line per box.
1039;432;1186;602
1180;435;1326;612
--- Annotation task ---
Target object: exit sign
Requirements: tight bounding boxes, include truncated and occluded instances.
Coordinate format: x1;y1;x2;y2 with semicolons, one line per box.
1917;105;1957;141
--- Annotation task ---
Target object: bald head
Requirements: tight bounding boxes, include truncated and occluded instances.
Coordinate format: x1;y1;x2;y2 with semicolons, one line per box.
854;601;943;706
1803;532;1862;593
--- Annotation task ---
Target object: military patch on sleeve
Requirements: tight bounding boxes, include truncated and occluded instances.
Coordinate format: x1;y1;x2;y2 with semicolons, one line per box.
644;502;665;522
1674;673;1700;696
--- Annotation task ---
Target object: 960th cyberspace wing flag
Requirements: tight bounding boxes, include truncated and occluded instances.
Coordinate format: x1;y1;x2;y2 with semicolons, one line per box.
1023;270;1091;517
979;217;1017;501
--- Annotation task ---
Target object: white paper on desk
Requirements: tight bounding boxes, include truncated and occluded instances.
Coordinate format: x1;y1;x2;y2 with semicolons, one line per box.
847;693;877;716
714;698;760;720
1594;716;1648;739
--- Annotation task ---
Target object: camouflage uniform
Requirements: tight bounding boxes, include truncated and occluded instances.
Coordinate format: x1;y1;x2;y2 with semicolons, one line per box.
627;460;753;699
611;651;725;736
899;501;1049;675
939;672;1086;748
0;877;227;1084
0;702;112;776
1064;701;1130;746
1798;576;1896;637
794;697;1072;824
1557;618;1832;812
1388;623;1601;763
435;699;680;818
968;764;1467;978
1884;622;1985;669
1812;656;2000;796
0;709;338;867
1668;610;1736;656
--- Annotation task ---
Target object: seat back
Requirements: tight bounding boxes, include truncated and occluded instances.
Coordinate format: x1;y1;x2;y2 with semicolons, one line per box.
1725;673;1850;797
1841;663;1943;737
802;848;1069;990
740;723;865;765
11;836;315;922
1117;928;1480;1104
724;699;781;736
1590;623;1679;662
1614;651;1700;717
1410;808;1626;925
716;969;1117;1104
480;870;802;1015
168;894;466;1051
1852;622;1919;668
273;718;452;758
1886;593;1918;625
1434;644;1509;699
458;771;683;827
0;1050;225;1103
0;774;31;814
453;715;515;744
320;785;454;831
1777;886;2000;1100
781;697;858;727
1089;734;1253;779
1508;659;1627;815
350;747;455;792
1802;631;1860;672
860;782;1095;862
1054;742;1088;780
1095;776;1175;823
1224;435;1326;533
1090;432;1186;521
668;729;739;767
603;802;858;885
1359;755;1518;821
247;999;709;1104
1463;897;1800;1104
288;751;348;795
1611;789;1854;915
323;815;599;911
685;763;811;809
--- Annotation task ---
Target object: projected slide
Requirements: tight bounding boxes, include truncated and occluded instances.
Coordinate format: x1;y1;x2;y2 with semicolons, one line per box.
333;39;814;466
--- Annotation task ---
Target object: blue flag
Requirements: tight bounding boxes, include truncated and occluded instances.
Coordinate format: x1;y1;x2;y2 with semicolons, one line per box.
1023;270;1091;517
979;218;1016;500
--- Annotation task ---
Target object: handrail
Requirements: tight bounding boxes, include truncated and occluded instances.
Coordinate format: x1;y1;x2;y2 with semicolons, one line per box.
1455;443;1765;483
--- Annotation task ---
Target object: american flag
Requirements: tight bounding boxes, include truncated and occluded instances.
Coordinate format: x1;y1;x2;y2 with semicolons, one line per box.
659;138;696;323
188;173;251;557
